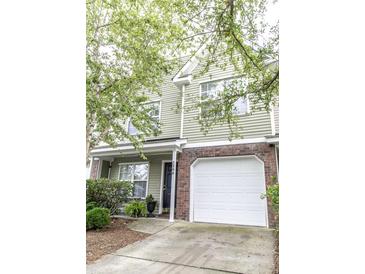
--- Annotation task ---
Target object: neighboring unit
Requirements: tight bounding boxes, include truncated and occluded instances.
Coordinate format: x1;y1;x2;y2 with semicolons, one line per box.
89;55;279;228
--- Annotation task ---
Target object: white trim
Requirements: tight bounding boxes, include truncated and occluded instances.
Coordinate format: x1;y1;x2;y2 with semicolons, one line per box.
91;139;187;156
97;159;103;179
172;48;203;86
107;163;111;179
118;161;149;166
173;75;192;86
199;75;239;85
183;137;267;149
270;105;276;136
180;84;185;138
266;137;279;144
169;149;177;222
275;145;279;179
107;158;114;179
189;155;268;228
118;161;150;199
88;157;94;179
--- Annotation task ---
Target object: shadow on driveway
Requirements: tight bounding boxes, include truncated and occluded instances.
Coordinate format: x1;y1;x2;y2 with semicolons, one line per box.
87;220;275;274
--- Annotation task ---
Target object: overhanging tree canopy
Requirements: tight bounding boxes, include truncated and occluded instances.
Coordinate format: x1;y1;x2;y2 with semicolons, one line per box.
86;0;278;164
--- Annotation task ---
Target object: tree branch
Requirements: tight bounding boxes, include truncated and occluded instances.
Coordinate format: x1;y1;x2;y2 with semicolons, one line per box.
231;31;261;70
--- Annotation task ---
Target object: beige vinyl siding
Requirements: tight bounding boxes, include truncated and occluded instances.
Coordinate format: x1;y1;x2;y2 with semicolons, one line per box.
109;154;172;210
182;59;272;143
144;75;182;140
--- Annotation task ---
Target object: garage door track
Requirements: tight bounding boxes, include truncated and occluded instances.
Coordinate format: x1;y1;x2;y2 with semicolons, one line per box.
87;220;275;274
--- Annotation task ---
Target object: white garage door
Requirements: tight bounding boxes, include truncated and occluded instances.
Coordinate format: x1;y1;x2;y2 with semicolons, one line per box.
191;156;267;227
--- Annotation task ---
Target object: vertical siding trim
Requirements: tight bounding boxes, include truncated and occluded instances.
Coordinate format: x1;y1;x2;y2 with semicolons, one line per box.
88;157;94;179
270;105;276;135
97;160;102;178
180;85;185;138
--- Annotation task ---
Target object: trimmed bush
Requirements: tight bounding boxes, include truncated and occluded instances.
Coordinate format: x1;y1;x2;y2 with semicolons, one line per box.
86;207;111;230
86;179;133;215
145;194;155;203
124;200;147;218
86;201;99;212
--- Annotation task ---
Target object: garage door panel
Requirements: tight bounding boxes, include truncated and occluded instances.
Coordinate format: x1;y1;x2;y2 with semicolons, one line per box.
192;157;267;227
194;193;263;204
194;210;267;227
195;175;264;186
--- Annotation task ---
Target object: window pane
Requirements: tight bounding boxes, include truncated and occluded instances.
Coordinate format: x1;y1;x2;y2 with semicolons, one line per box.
201;91;207;100
233;97;248;114
200;101;214;118
146;102;160;119
120;164;132;181
134;164;148;180
133;181;147;198
128;121;138;135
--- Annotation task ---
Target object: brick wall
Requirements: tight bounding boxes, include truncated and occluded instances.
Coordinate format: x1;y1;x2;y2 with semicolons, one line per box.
176;143;278;227
89;159;100;179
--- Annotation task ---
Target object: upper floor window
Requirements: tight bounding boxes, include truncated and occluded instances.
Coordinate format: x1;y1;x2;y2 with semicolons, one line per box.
200;78;248;117
119;163;149;198
128;101;160;135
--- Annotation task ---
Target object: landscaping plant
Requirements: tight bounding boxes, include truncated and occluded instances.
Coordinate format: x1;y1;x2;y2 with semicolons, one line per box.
261;176;279;274
145;194;155;204
145;194;157;217
86;178;133;215
86;201;99;212
86;207;111;230
261;176;279;223
124;200;147;218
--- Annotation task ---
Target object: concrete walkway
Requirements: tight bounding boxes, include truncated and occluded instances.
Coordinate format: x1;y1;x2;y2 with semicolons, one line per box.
87;219;275;274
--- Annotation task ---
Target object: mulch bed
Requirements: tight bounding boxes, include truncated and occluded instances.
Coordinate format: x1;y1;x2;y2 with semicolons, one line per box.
86;218;150;264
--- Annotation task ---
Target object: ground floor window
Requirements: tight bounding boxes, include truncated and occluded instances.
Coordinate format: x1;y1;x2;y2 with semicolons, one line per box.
118;163;149;198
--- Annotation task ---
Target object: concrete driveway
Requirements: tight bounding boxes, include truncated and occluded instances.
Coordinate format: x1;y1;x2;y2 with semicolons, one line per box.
87;219;275;274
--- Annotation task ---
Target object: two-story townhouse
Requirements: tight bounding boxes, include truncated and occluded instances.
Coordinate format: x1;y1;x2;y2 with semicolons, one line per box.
89;55;279;228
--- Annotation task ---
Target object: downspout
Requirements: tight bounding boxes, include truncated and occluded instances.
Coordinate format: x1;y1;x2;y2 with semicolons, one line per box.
169;149;177;222
180;84;185;139
270;104;276;136
275;145;279;180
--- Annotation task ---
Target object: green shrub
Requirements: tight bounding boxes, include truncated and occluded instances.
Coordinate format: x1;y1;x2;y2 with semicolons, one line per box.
124;200;147;217
145;194;155;203
86;178;133;215
86;207;111;230
261;178;279;229
86;201;99;212
265;183;279;213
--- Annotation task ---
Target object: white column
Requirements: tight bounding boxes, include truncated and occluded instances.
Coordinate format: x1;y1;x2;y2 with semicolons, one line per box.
96;158;102;179
88;156;94;179
169;149;177;222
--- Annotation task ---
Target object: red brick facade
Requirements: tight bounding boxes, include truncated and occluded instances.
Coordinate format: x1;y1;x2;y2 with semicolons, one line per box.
176;143;278;227
89;159;100;179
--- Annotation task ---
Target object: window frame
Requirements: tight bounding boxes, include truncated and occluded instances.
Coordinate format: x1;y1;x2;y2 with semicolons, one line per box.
118;161;150;199
126;100;162;135
199;77;250;118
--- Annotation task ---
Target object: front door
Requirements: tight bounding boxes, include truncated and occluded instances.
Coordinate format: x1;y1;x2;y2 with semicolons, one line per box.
163;162;178;210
